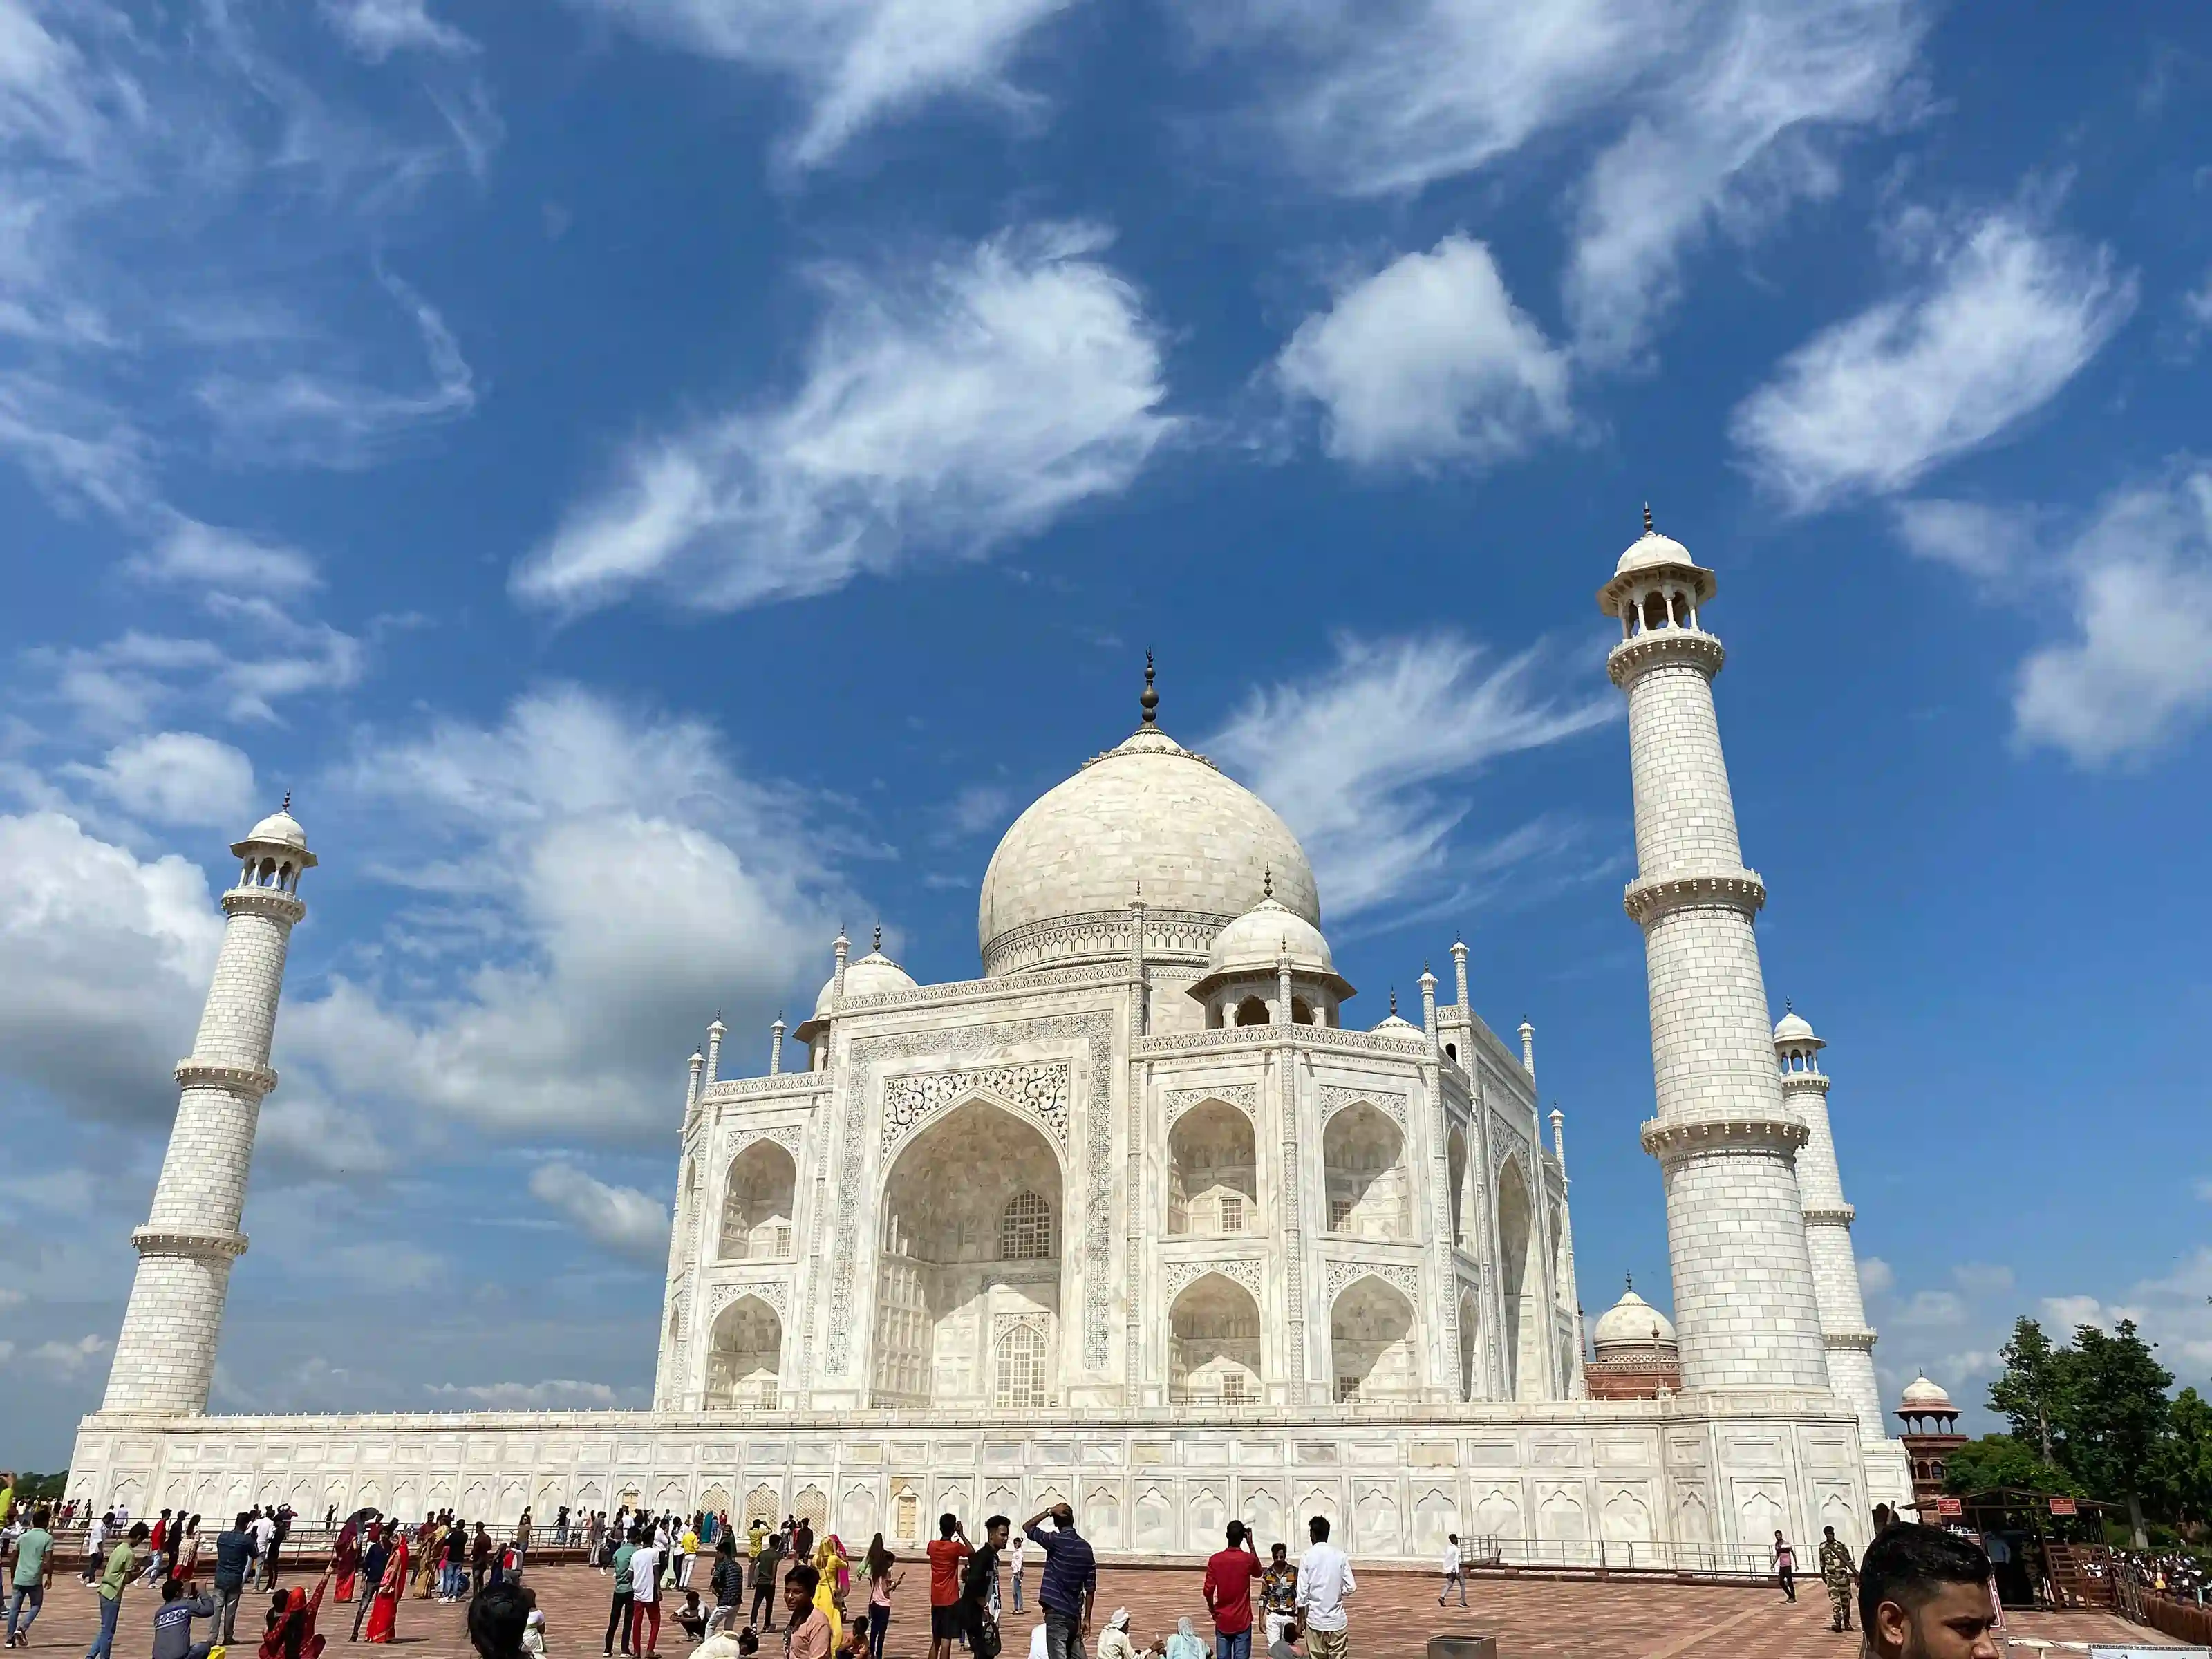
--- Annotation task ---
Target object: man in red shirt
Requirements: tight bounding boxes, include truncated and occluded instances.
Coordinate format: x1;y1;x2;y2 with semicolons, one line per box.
926;1515;972;1659
1202;1522;1259;1659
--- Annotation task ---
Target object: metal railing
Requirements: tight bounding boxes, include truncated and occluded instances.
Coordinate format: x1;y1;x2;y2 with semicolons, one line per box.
1473;1537;1772;1580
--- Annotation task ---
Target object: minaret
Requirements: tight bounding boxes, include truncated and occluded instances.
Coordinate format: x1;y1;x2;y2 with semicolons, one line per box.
1774;1007;1889;1446
1600;512;1829;1391
102;800;316;1415
1550;1107;1588;1399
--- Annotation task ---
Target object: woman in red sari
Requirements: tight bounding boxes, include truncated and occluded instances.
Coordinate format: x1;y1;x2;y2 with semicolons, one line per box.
332;1521;361;1604
261;1569;331;1659
364;1528;409;1644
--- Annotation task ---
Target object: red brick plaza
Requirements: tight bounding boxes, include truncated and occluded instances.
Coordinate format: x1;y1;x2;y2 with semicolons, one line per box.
1;1565;2178;1659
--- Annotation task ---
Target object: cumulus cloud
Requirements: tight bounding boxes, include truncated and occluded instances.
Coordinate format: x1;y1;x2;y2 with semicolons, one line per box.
125;520;322;599
528;1163;669;1265
2040;1293;2107;1331
1208;633;1613;919
1857;1255;1895;1297
1275;235;1571;468
280;685;838;1134
1564;0;1925;364
39;626;366;730
1732;209;2136;512
2014;465;2212;766
514;224;1172;616
563;0;1074;171
1893;1289;1967;1327
1891;498;2041;582
320;0;476;60
0;810;225;1125
65;733;257;828
28;1334;110;1378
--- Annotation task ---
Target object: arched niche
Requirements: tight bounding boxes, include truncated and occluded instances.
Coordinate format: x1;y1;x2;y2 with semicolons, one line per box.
1322;1103;1410;1240
1496;1155;1544;1400
1458;1287;1480;1402
720;1140;798;1260
872;1098;1062;1408
1329;1275;1418;1403
1446;1127;1469;1247
704;1295;783;1408
1168;1271;1262;1404
1168;1101;1257;1238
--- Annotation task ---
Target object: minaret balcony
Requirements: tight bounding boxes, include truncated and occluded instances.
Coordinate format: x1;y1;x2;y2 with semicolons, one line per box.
174;1058;279;1097
1622;868;1767;925
1606;626;1725;688
222;886;306;924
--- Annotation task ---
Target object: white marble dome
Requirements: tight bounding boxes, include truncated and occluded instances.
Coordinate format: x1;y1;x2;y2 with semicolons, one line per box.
979;721;1319;973
813;949;917;1015
1773;1007;1820;1046
1206;894;1334;979
243;807;308;849
1614;528;1696;579
1900;1373;1954;1412
1592;1284;1678;1350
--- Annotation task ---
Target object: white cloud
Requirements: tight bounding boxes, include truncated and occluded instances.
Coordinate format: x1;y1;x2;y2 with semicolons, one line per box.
423;1378;625;1408
279;686;838;1135
1891;498;2041;582
1208;633;1613;919
1564;0;1925;365
66;732;256;827
1732;209;2136;512
27;1334;109;1378
936;783;1015;843
1275;235;1571;468
2014;465;2212;766
0;810;225;1125
195;270;476;471
39;624;366;729
566;0;1074;172
126;519;321;599
2195;1177;2212;1202
2040;1293;2106;1331
2186;268;2212;335
1857;1255;1895;1297
1893;1289;1966;1327
1951;1262;2015;1296
514;223;1172;616
528;1163;668;1265
320;0;476;60
256;1095;399;1180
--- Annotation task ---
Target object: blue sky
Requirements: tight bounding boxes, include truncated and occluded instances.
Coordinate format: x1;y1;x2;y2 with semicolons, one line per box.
2;0;2209;1467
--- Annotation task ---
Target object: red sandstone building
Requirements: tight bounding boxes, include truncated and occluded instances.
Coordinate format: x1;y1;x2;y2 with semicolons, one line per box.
1896;1374;1967;1514
1583;1280;1683;1400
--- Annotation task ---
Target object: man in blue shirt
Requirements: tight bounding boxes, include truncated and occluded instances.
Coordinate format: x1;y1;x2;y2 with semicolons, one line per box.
1019;1505;1095;1659
212;1512;257;1644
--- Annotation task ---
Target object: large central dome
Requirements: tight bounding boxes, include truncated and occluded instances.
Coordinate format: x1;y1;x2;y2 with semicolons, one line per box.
979;694;1319;977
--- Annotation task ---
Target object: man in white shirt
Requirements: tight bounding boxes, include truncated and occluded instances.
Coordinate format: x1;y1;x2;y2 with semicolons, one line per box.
250;1514;276;1589
1437;1535;1465;1608
1292;1517;1353;1659
631;1534;666;1658
1009;1534;1027;1613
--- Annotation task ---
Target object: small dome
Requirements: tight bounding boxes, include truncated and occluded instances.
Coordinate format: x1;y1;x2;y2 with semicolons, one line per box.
1774;1006;1821;1047
1206;895;1333;978
1615;529;1696;578
1371;1011;1421;1035
1592;1284;1678;1351
812;950;917;1016
1900;1373;1954;1412
244;807;308;849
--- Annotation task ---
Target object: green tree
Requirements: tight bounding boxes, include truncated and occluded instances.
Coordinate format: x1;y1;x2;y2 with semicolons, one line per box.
1990;1317;2066;1463
1944;1434;2081;1497
2156;1386;2212;1526
2060;1320;2172;1547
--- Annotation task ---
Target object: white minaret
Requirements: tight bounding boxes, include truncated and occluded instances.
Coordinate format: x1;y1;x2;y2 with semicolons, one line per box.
1600;512;1829;1392
1774;1006;1910;1498
102;800;316;1416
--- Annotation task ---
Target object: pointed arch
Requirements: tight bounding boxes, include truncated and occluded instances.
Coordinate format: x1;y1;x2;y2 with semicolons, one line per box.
1168;1100;1258;1239
1322;1103;1409;1239
720;1139;798;1260
1495;1152;1541;1398
1328;1273;1418;1403
1446;1127;1469;1247
704;1293;783;1409
1168;1271;1262;1404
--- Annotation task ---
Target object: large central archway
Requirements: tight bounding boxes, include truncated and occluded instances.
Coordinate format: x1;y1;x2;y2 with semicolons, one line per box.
1168;1273;1262;1404
872;1099;1064;1409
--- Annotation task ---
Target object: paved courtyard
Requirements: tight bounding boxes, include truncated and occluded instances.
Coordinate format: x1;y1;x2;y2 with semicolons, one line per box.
2;1566;2186;1659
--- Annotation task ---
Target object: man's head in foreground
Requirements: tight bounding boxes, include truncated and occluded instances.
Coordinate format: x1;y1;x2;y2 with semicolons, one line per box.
1859;1525;1999;1659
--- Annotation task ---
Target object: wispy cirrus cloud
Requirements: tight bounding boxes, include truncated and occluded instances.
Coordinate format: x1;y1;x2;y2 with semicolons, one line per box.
1208;633;1613;921
562;0;1076;173
513;223;1174;617
528;1163;669;1265
1732;206;2136;512
319;0;477;61
1275;234;1571;469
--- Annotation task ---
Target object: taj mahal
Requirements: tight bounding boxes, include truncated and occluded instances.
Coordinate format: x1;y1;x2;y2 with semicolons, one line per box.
68;517;1913;1563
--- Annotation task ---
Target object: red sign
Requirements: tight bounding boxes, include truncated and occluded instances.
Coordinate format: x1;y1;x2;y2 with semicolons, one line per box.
1936;1497;1963;1517
2049;1497;2077;1517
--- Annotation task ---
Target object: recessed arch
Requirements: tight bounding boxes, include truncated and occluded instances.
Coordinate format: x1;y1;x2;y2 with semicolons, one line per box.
1458;1286;1480;1402
1446;1127;1469;1247
1329;1274;1418;1403
704;1294;782;1409
872;1097;1062;1408
720;1139;797;1260
1322;1103;1409;1239
1234;995;1270;1027
1168;1271;1262;1405
1168;1100;1257;1238
1496;1154;1541;1400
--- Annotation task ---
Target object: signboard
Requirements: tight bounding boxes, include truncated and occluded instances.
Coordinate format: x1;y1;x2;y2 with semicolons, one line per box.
1935;1496;1962;1517
2050;1497;2078;1517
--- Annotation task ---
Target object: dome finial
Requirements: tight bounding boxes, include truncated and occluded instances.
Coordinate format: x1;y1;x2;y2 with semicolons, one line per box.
873;918;882;953
1140;648;1159;726
1642;502;1653;535
1784;995;1793;1013
1624;1271;1633;1291
1389;986;1398;1016
1263;865;1273;899
281;789;291;812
